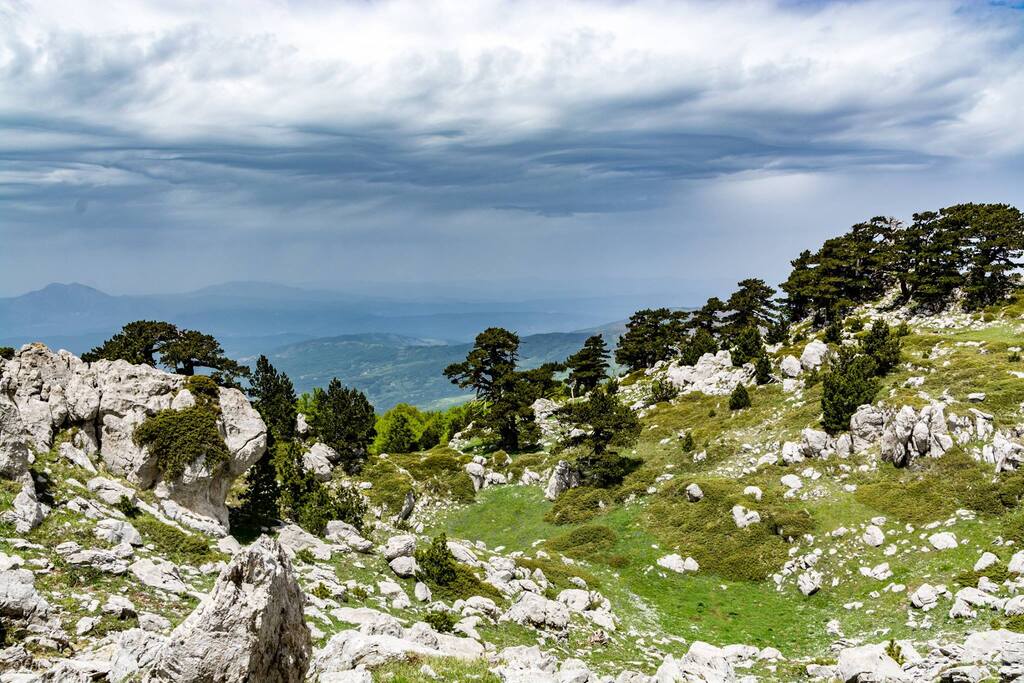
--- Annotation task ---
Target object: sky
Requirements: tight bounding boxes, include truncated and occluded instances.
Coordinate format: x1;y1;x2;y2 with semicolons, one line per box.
2;0;1024;302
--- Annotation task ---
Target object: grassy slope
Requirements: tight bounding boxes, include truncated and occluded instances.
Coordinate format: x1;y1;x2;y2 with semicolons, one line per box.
429;298;1024;675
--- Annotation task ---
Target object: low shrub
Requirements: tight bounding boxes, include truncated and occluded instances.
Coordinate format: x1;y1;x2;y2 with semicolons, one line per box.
133;515;216;564
856;451;1008;524
649;380;679;405
544;487;612;525
295;548;317;564
415;534;458;586
134;406;230;479
114;496;140;519
424;610;457;633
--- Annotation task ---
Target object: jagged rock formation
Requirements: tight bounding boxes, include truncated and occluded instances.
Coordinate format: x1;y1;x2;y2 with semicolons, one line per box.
144;535;311;682
880;404;953;467
0;344;266;534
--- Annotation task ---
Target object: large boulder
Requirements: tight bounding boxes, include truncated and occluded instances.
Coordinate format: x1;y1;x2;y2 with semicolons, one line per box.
0;345;267;535
837;643;906;682
850;404;885;452
800;340;829;371
144;535;311;682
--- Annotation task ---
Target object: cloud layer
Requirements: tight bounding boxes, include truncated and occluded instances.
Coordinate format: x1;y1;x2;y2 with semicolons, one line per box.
2;0;1023;297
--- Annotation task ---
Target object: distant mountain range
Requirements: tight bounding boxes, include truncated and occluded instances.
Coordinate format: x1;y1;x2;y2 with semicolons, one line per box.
0;282;632;410
258;327;625;410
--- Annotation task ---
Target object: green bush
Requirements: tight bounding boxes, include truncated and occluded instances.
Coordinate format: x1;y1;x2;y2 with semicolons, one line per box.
731;327;764;367
134;406;230;479
857;452;1006;523
0;347;14;361
728;384;750;410
754;354;772;385
424;610;457;633
295;548;317;564
680;431;695;452
649;379;679;405
415;533;458;586
575;451;641;489
847;317;865;332
295;485;367;537
114;495;140;519
824;320;842;344
544;487;612;525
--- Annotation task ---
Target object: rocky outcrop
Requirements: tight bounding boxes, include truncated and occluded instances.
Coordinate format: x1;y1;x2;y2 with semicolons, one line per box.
881;404;952;467
543;460;581;501
0;344;267;535
663;350;754;396
144;535;311;682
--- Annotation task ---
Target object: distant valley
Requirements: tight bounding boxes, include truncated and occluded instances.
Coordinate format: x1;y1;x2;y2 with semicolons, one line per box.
0;282;629;410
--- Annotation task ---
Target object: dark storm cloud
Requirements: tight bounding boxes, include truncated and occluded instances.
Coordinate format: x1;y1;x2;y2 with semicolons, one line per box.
1;0;1023;296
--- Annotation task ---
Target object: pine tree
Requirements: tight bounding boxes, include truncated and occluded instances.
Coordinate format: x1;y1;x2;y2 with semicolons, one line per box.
378;412;417;453
238;452;280;523
240;356;297;523
754;354;772;385
309;379;376;473
565;334;610;396
821;347;879;434
729;383;751;410
858;323;902;376
731;327;764;366
248;356;297;442
689;297;726;336
614;309;684;371
679;328;718;365
444;328;560;451
724;279;778;336
780;250;817;322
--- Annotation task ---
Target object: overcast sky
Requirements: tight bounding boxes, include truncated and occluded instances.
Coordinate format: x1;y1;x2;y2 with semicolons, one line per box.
2;0;1023;301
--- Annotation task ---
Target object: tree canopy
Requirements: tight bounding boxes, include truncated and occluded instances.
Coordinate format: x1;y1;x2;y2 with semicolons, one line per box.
83;321;249;386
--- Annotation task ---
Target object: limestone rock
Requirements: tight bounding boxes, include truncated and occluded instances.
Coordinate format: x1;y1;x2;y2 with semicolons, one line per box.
800;340;829;371
731;505;760;529
382;535;416;561
685;483;704;502
664;350;753;396
837;644;906;682
1;345;268;536
95;518;143;546
881;404;952;467
302;443;336;482
544;460;581;501
780;355;802;377
145;535;311;682
657;553;698;574
131;558;189;594
501;592;570;630
325;521;373;553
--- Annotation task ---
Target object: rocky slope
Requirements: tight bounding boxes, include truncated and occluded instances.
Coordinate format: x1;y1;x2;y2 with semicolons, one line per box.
1;293;1024;681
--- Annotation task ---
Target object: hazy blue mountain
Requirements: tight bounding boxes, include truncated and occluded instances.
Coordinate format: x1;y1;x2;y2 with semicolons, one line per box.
0;281;647;351
257;328;624;410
